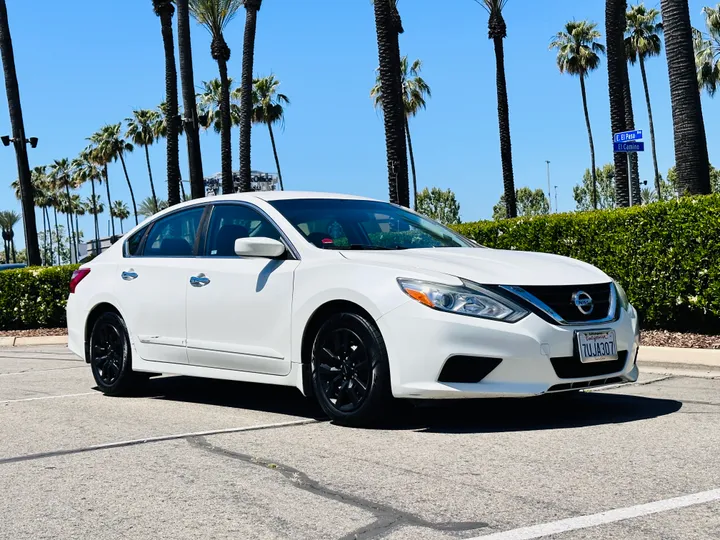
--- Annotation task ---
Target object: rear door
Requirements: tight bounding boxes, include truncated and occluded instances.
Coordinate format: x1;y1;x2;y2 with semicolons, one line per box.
117;205;206;364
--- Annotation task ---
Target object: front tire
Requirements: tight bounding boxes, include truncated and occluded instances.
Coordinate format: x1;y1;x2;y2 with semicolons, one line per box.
89;312;139;396
311;312;392;426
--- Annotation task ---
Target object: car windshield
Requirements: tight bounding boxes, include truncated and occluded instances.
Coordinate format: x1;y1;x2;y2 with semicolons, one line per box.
269;199;476;250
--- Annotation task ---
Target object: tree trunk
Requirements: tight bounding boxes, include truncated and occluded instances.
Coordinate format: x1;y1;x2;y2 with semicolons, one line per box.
492;35;516;218
64;184;76;263
176;0;204;199
0;0;40;266
120;219;124;234
579;75;598;209
144;144;158;211
41;206;47;265
373;0;409;207
74;213;80;259
90;179;100;256
118;153;139;225
11;236;15;263
660;0;711;195
638;55;662;199
103;165;116;238
623;66;641;205
44;207;53;265
2;237;8;264
179;175;187;200
218;55;234;194
239;2;262;192
405;118;418;210
159;5;181;206
52;207;60;265
267;123;284;191
607;0;630;207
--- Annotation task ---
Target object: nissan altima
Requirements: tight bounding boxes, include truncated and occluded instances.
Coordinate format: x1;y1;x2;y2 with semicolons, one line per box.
66;192;640;425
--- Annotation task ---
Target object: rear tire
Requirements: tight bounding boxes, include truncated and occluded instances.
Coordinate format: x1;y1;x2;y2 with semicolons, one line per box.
311;312;392;426
89;312;139;396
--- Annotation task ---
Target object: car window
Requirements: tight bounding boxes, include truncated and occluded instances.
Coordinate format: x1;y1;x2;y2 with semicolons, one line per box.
126;226;147;256
269;199;473;250
205;204;282;257
142;207;204;257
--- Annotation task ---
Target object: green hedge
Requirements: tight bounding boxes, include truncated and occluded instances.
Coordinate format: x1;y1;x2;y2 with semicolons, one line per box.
0;265;80;330
454;195;720;333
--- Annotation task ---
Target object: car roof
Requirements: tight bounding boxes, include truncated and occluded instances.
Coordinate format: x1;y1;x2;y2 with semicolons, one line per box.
208;191;381;203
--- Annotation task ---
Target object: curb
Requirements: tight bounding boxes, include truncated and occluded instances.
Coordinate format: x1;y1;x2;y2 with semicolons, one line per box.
637;346;720;378
0;335;68;347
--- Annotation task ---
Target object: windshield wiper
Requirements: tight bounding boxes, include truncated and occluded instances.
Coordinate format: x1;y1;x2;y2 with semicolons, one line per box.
348;244;406;251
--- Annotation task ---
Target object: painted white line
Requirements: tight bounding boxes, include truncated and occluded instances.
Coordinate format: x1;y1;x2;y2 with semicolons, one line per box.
0;392;97;404
469;488;720;540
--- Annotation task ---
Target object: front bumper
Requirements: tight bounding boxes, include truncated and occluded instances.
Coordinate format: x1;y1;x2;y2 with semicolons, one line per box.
376;300;640;399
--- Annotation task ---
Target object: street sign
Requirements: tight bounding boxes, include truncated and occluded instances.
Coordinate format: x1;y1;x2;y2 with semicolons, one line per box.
613;141;644;153
613;130;643;143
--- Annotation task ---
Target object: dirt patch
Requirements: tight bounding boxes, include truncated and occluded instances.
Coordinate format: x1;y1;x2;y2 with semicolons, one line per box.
0;328;68;338
641;330;720;350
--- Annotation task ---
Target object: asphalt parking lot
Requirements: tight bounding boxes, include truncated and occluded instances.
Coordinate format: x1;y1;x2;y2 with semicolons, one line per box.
1;345;719;540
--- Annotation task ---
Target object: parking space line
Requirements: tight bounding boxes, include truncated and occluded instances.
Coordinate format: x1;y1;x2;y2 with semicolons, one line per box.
469;488;720;540
0;418;320;465
0;392;97;404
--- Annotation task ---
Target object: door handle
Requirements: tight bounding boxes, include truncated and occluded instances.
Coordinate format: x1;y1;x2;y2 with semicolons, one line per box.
121;270;138;281
190;274;210;287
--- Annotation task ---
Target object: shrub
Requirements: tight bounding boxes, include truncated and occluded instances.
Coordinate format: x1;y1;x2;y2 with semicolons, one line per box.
0;265;79;330
453;195;720;332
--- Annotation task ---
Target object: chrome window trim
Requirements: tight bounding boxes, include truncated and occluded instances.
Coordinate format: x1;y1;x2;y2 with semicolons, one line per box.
500;282;618;326
123;204;208;259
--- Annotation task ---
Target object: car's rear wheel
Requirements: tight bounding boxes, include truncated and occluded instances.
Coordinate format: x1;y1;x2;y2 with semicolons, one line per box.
311;312;391;426
89;312;139;395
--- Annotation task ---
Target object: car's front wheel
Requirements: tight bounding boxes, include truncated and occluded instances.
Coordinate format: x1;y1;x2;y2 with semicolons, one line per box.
89;312;139;395
311;312;391;426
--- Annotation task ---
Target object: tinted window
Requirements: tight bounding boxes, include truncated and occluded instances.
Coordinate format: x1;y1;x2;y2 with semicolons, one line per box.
269;199;473;250
205;204;282;257
142;207;204;257
126;227;147;256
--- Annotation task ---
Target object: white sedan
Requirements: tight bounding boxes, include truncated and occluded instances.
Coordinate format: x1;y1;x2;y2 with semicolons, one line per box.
67;192;640;425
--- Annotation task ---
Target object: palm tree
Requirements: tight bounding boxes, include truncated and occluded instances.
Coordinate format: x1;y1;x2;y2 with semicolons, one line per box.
197;78;242;132
72;150;103;255
90;123;139;224
138;196;169;218
239;0;263;192
69;194;85;255
626;4;664;200
176;0;205;199
372;0;410;207
48;158;77;262
640;186;657;204
251;75;290;191
695;5;720;95
87;133;116;238
14;167;54;265
0;0;40;266
551;21;605;210
0;210;20;263
189;0;243;195
371;57;431;209
153;0;182;207
111;201;130;234
86;195;105;254
660;0;711;195
126;109;161;211
477;0;516;218
607;0;631;207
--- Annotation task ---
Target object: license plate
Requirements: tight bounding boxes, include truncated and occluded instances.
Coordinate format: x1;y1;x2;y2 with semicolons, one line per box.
577;330;618;363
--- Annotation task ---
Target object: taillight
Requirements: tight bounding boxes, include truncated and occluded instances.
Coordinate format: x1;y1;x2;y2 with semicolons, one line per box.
70;268;91;294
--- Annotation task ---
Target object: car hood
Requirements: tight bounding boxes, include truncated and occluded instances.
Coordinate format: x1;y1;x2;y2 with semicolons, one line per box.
340;248;611;286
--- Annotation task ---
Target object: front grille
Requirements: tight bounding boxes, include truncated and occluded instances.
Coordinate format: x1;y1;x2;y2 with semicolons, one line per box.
519;283;613;324
438;356;502;384
551;351;628;379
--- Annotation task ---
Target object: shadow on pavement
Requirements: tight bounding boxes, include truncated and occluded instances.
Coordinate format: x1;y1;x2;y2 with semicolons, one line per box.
390;392;683;434
111;377;683;433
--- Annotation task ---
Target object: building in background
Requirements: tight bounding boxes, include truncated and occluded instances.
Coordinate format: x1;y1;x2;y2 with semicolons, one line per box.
204;170;279;196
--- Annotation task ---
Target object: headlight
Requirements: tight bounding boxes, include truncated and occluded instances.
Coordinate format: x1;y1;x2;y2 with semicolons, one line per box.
397;278;528;322
614;280;630;311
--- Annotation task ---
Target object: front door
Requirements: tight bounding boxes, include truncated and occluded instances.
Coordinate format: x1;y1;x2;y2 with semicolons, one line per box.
118;205;206;364
185;203;299;375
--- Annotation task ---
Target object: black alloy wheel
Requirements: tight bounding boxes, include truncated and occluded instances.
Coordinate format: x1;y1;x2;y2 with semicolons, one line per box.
89;312;138;395
311;312;391;426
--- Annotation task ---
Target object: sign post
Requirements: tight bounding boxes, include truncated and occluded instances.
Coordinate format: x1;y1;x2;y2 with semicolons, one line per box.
613;131;644;206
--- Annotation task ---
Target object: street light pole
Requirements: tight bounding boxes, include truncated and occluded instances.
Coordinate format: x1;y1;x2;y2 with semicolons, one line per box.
554;185;559;214
546;160;552;213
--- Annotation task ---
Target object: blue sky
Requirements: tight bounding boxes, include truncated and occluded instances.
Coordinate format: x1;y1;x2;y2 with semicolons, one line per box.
1;0;718;249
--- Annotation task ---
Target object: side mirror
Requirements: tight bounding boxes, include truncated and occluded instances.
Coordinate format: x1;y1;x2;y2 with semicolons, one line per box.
234;237;286;258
